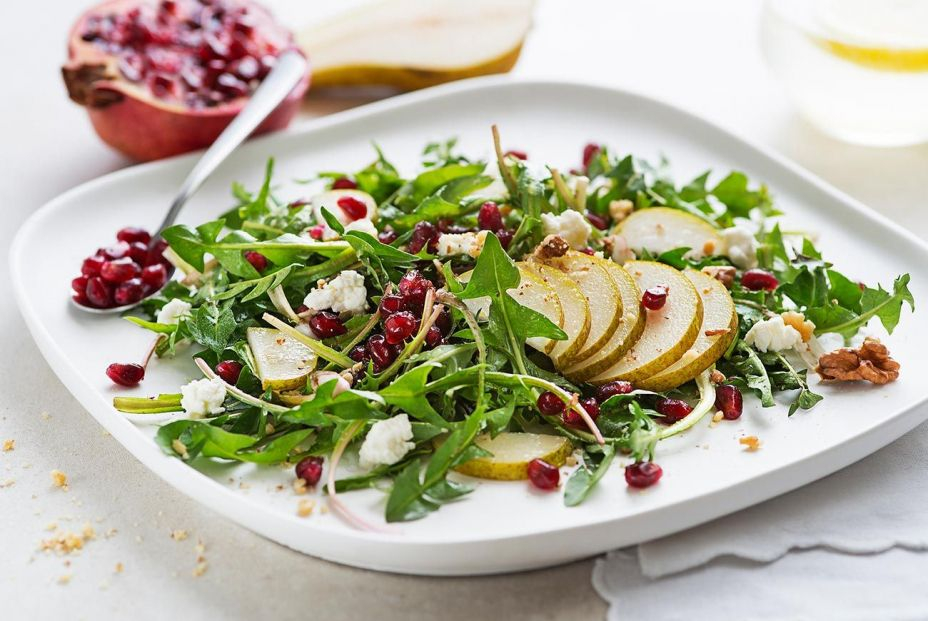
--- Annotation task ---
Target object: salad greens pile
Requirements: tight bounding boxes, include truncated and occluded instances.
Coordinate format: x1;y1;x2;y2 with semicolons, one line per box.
113;132;914;524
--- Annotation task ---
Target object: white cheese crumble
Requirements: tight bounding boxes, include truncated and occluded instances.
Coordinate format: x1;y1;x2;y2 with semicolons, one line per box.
436;230;488;258
156;299;192;325
302;270;368;315
358;414;415;469
541;210;592;249
344;218;378;237
744;316;803;353
722;224;758;269
180;378;227;418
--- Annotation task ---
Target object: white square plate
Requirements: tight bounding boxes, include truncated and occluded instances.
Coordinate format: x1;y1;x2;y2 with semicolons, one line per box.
11;78;928;575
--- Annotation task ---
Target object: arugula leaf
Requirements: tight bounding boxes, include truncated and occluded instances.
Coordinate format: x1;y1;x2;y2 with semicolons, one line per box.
564;444;616;507
808;274;914;338
186;305;236;354
379;363;452;429
710;172;772;220
213;264;297;302
411;162;485;203
722;341;775;407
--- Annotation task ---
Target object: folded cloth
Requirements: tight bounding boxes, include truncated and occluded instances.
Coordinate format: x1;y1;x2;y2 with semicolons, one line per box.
592;418;928;618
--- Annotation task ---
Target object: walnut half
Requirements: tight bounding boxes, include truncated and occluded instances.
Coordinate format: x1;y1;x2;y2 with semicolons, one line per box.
535;234;570;259
816;338;900;385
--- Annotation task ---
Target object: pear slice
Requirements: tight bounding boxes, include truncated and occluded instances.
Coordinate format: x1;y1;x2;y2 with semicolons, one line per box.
246;327;318;391
458;265;564;354
534;251;622;362
453;432;572;480
588;261;703;385
562;256;645;381
522;261;591;366
299;0;534;91
614;207;725;259
637;270;738;391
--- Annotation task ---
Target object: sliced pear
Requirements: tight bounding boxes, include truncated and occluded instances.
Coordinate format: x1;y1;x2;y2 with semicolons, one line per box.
458;265;564;353
533;251;622;362
299;0;533;91
246;327;318;391
453;432;572;480
588;261;703;385
614;207;725;259
522;261;591;366
637;270;738;391
562;257;646;381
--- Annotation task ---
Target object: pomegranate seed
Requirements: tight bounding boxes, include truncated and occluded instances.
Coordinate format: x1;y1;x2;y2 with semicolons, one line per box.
114;278;145;305
349;344;370;363
378;229;398;244
398;270;435;311
425;325;443;348
496;229;514;249
586;211;609;230
435;308;452;335
536;391;565;416
337;196;367;221
595;381;633;402
656;398;693;422
582;143;601;169
741;269;779;292
145;239;170;267
366;334;395;371
116;227;151;244
85;277;114;307
141;263;168;289
579;247;596;255
308;225;325;240
407;221;439;254
625;462;662;488
71;276;89;294
231;55;259;80
127;241;149;265
295;456;324;486
244;251;267;272
642;285;669;311
215;72;247;97
215;360;243;385
715;385;744;420
477;201;504;232
309;311;347;339
81;255;105;277
106;362;145;387
101;258;141;284
581;397;600;421
527;459;559;490
98;241;130;260
504;149;528;160
332;177;358;190
384;311;418;344
379;294;406;317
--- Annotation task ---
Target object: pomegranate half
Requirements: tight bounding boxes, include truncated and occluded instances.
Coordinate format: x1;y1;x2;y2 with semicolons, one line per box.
62;0;310;161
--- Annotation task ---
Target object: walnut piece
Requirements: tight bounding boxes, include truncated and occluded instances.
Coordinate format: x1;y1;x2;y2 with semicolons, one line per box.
816;338;899;385
535;234;570;259
608;199;634;222
701;265;736;289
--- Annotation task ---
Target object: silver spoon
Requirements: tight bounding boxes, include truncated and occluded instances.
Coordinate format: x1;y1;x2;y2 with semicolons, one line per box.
75;49;309;315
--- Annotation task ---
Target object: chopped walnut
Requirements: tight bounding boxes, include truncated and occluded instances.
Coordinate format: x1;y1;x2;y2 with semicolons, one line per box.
608;199;634;223
816;338;899;384
710;369;727;384
781;311;815;342
535;234;570;259
701;266;736;289
739;436;761;451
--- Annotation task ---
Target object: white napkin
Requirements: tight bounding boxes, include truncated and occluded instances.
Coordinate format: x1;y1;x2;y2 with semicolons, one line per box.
593;417;928;618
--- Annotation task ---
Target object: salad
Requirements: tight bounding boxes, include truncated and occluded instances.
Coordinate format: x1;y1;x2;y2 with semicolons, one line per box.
102;128;914;525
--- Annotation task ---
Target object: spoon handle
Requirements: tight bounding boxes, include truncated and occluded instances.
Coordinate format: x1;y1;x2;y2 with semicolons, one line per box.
155;49;308;236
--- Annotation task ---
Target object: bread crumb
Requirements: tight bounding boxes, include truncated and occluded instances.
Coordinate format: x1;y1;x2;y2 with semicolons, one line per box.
297;499;315;518
171;529;188;541
0;479;14;488
710;411;724;427
39;527;92;555
104;528;118;539
41;412;51;421
57;574;72;585
115;562;124;574
292;477;308;495
192;561;208;577
50;470;68;490
194;540;206;556
2;439;14;451
82;524;96;540
45;522;58;531
319;504;329;515
739;436;761;451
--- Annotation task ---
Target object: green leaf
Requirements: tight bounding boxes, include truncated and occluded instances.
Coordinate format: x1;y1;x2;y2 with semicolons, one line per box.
385;461;438;522
186;305;236;354
379;363;452;429
411;162;485;203
213;264;297;303
156;420;257;461
564;444;616;507
390;195;465;232
827;269;863;312
281;380;384;426
710;172;772;220
124;316;178;335
809;274;914;337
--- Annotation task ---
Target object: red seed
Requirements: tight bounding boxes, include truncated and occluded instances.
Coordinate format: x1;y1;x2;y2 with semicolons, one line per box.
101;258;141;284
295;456;324;486
85;276;114;308
71;276;89;294
332;177;358;190
741;269;779;292
114;278;145;305
308;224;325;240
145;239;170;267
504;149;528;160
106;362;145;387
425;325;443;348
309;311;347;339
398;270;435;311
141;263;168;289
407;221;439;254
127;241;149;265
366;334;395;371
477;201;504;232
715;384;744;420
378;229;398;244
579;247;596;256
625;462;662;488
244;251;267;272
435;307;452;335
116;227;151;244
379;294;406;317
586;211;609;230
337;196;368;221
349;344;370;363
563;397;599;427
81;255;106;277
98;241;130;260
527;458;559;490
496;229;514;249
536;391;565;416
642;284;669;311
582;143;601;169
215;360;243;385
595;381;633;402
656;398;693;422
384;311;419;344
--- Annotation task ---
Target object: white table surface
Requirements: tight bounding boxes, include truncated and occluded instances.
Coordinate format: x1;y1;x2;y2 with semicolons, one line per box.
2;0;926;618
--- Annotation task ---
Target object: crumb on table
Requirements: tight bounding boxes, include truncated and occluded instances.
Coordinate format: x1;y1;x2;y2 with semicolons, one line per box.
50;470;68;490
739;436;761;451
